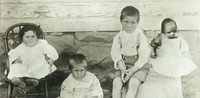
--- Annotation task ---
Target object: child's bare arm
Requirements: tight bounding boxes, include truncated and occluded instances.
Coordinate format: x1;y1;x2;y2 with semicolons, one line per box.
111;35;125;70
116;60;127;82
117;60;126;72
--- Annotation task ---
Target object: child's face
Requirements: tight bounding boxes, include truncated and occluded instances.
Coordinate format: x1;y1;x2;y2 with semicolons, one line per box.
164;22;179;39
23;30;38;47
121;16;138;33
71;62;87;80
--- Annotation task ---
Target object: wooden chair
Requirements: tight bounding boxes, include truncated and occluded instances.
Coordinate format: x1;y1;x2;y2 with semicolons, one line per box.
2;23;49;98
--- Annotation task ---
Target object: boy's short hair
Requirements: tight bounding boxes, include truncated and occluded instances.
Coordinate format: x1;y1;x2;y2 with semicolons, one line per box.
19;25;40;42
120;6;140;23
161;18;178;33
68;54;87;70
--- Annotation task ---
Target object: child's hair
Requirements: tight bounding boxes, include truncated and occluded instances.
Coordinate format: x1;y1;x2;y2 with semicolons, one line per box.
19;25;40;42
161;18;178;33
68;54;87;70
120;6;140;23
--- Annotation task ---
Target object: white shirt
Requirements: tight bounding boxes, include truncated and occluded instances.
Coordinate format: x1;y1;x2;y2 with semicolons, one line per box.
7;39;58;79
60;72;103;98
150;34;198;77
111;28;151;69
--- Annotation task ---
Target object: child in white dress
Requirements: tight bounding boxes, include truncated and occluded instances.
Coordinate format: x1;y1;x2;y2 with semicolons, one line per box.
146;18;198;98
150;18;197;77
7;25;58;94
59;54;103;98
111;6;151;98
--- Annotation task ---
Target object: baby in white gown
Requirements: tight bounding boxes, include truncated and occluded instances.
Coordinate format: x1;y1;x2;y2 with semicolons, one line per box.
7;25;58;94
150;18;197;77
137;18;198;98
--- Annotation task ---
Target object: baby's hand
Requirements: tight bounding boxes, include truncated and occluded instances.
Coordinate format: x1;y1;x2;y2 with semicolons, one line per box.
44;54;54;67
150;53;157;59
150;49;157;59
47;58;54;67
47;58;54;74
12;58;22;64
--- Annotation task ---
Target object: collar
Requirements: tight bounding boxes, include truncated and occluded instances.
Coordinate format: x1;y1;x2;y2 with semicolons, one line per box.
71;72;91;83
119;28;142;38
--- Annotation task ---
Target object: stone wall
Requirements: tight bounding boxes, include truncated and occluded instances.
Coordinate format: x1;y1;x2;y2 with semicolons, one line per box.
1;30;200;92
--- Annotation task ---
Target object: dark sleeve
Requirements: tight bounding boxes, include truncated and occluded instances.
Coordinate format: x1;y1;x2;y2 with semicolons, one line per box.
150;33;162;48
150;34;162;57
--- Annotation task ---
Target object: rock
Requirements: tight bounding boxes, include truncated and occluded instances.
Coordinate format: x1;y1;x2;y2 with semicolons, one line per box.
45;33;75;54
75;31;117;43
48;32;64;36
77;42;112;66
54;52;70;70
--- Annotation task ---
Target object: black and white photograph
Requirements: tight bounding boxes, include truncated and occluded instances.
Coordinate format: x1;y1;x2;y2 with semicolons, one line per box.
0;0;200;98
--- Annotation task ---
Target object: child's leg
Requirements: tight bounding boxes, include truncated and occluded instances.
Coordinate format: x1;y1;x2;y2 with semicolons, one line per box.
125;77;140;98
11;77;26;94
24;78;39;86
11;77;22;86
112;77;123;98
121;84;128;98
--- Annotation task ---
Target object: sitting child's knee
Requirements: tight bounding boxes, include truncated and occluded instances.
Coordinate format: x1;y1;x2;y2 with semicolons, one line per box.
113;77;123;87
11;77;21;84
128;77;140;86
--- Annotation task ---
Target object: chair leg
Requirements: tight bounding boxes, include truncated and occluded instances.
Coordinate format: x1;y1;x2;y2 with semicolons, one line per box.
35;83;42;93
45;82;48;98
7;84;13;98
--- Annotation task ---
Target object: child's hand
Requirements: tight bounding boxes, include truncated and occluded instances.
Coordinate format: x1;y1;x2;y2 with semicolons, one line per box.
47;58;54;74
123;69;133;82
47;58;54;67
121;71;126;83
150;47;157;59
12;57;23;64
124;68;138;82
44;54;54;74
44;54;54;67
150;53;157;59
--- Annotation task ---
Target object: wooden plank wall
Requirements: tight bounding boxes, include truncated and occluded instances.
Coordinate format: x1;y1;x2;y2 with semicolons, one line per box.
0;0;200;33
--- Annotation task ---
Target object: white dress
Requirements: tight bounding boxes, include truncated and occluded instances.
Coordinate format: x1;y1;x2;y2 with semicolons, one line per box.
150;35;197;77
7;39;58;79
136;35;197;98
111;28;150;69
60;72;103;98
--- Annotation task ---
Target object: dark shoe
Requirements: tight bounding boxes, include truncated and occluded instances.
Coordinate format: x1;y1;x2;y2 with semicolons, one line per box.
24;78;39;86
18;81;26;94
13;82;26;95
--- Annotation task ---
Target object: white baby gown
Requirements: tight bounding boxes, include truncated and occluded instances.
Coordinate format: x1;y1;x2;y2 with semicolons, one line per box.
150;35;197;77
136;35;197;98
7;39;58;79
